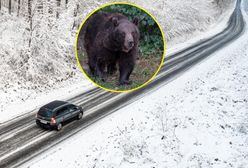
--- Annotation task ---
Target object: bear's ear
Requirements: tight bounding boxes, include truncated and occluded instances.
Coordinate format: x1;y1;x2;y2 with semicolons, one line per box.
133;17;139;26
111;17;119;27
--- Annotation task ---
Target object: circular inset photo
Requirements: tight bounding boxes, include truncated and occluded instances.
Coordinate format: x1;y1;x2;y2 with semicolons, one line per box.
76;2;166;92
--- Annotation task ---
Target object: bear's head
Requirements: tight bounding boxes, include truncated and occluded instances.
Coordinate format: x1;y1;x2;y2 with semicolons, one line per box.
108;15;139;53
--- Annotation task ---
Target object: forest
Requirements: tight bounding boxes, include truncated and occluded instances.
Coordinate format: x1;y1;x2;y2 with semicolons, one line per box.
0;0;85;89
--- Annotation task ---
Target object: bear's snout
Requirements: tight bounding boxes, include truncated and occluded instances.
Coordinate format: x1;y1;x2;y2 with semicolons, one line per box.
128;40;134;48
123;34;134;52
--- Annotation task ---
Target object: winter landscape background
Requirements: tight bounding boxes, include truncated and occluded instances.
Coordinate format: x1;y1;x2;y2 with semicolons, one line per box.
0;0;234;121
1;0;248;167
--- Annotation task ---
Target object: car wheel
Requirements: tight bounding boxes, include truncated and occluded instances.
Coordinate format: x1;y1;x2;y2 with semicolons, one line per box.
56;123;62;131
77;112;83;120
36;120;41;128
36;120;40;126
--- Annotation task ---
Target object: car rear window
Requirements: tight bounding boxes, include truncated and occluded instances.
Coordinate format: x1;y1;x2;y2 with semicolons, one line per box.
67;105;77;110
38;108;53;118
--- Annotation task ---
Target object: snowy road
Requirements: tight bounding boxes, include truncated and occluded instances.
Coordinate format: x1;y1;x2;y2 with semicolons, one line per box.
0;0;245;167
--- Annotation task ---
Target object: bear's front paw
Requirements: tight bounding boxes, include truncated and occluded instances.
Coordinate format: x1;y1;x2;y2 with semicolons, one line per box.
119;80;132;85
100;77;105;82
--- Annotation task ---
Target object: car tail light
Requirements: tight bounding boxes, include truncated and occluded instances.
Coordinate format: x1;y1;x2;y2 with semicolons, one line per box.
51;117;56;124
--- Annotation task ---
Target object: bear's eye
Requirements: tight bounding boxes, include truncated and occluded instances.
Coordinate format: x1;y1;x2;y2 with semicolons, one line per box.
121;32;125;37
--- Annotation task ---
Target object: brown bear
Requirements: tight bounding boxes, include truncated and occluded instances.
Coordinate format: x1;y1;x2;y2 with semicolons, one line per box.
84;12;139;85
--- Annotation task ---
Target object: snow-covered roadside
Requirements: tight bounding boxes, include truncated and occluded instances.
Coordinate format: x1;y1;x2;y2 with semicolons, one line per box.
21;2;248;168
167;1;236;55
0;0;236;124
0;75;92;124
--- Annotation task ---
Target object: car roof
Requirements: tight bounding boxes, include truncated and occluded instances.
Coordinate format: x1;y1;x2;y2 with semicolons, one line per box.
41;100;70;111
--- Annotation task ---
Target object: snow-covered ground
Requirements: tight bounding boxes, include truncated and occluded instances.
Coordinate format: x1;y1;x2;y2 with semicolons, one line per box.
21;1;248;168
0;0;235;123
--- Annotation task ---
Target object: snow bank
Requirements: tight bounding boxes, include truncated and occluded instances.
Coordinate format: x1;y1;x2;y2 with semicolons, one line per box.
0;0;235;122
22;3;248;167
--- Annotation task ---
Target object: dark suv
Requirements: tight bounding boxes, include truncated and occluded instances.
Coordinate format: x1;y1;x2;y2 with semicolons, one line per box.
36;100;83;131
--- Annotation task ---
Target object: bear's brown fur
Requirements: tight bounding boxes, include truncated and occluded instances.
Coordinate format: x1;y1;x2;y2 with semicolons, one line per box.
84;12;139;85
